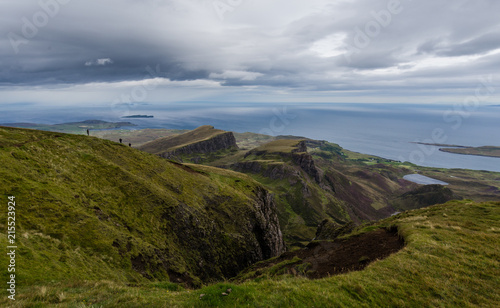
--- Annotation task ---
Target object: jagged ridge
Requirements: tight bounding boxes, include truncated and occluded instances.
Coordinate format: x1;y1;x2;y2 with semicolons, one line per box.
139;125;238;161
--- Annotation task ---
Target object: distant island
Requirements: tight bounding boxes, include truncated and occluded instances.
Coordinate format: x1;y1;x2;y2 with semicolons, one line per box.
121;115;154;118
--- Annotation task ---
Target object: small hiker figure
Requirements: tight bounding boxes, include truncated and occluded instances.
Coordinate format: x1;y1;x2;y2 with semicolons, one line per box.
129;143;132;147
86;129;89;136
119;138;122;144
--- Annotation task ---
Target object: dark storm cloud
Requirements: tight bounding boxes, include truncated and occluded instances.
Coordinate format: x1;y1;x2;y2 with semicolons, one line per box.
0;0;214;86
0;0;499;102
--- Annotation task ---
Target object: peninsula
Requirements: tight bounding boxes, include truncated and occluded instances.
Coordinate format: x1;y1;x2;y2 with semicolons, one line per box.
439;146;500;158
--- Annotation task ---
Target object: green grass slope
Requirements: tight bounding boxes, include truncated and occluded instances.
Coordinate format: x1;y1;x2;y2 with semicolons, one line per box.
0;127;284;290
2;200;498;307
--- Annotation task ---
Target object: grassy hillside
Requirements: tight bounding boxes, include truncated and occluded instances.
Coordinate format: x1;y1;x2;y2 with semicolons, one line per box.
0;127;284;289
336;147;500;202
309;141;500;207
2;200;498;307
1;126;499;307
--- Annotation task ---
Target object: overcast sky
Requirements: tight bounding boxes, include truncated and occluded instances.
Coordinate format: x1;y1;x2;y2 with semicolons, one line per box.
1;0;499;107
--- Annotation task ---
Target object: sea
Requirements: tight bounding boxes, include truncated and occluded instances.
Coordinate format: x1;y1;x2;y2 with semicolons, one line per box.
2;102;500;172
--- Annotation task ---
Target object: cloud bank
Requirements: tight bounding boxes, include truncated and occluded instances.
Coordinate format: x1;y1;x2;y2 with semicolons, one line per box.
0;0;499;105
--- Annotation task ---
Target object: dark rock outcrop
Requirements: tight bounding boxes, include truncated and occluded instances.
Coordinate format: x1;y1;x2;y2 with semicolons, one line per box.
291;150;321;183
314;220;356;241
294;140;308;153
156;186;285;283
251;186;286;258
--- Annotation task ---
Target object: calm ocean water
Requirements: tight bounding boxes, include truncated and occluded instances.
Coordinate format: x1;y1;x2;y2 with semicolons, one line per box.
3;103;500;172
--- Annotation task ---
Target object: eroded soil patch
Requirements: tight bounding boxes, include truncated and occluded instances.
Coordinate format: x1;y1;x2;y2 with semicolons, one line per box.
237;228;404;280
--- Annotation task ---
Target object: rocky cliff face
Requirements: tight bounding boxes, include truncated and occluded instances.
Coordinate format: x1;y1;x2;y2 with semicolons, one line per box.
251;186;286;258
162;132;238;160
291;151;321;183
156;185;286;283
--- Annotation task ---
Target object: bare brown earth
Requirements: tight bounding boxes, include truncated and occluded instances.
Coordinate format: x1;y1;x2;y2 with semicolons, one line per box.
237;228;404;281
